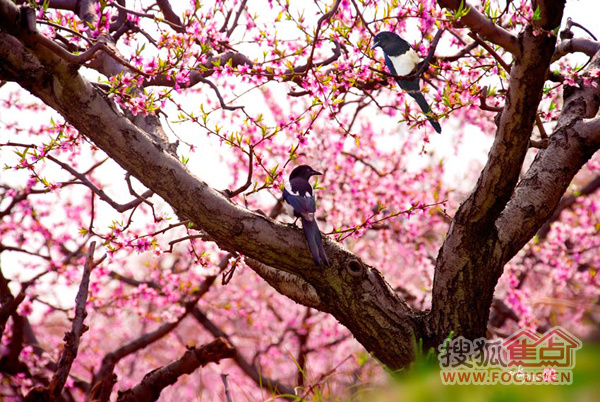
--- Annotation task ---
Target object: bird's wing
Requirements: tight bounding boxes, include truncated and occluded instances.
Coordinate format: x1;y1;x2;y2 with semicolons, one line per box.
283;181;316;220
383;54;398;76
384;53;421;93
385;49;420;76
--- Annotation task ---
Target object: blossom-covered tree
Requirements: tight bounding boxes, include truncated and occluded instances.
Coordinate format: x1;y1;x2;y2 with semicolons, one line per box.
1;0;599;399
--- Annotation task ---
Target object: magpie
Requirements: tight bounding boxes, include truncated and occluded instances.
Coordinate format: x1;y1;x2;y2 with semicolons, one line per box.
282;165;329;266
372;31;442;133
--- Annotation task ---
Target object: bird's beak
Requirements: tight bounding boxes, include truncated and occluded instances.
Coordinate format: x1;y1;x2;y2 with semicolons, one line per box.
312;169;323;176
371;39;380;49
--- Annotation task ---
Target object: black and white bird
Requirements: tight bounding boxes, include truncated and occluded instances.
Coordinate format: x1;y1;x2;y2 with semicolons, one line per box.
282;165;329;266
371;31;442;133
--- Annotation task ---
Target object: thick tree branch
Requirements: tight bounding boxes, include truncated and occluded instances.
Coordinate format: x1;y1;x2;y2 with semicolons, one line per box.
452;26;557;239
532;0;567;31
552;37;600;62
537;175;600;240
428;17;565;344
436;0;520;55
497;49;600;252
116;338;235;402
155;0;185;32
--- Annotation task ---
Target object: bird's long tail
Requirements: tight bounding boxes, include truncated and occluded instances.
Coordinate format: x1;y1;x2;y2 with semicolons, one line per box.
301;217;329;266
407;91;442;134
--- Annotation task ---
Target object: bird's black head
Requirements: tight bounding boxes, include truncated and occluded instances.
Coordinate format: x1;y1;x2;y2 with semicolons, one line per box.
371;31;411;55
289;165;322;180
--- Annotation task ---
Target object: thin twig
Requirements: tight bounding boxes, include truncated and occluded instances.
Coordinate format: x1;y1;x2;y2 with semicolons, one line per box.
168;234;207;252
341;151;391;177
304;0;342;73
47;155;152;213
441;42;479;63
350;0;375;37
299;355;352;399
535;113;548;139
221;374;233;402
197;76;244;111
227;0;248;36
468;31;511;72
125;173;155;206
479;86;503;112
110;0;184;31
36;19;93;45
35;33;150;77
224;151;253;197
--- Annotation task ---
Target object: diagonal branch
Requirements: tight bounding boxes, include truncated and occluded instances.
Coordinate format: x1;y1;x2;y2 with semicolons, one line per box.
552;37;600;62
468;31;511;72
224;151;253;197
496;49;600;254
408;28;445;81
155;0;185;32
197;76;244;111
304;0;342;73
116;338;235;402
450;25;558;235
48;242;103;399
88;297;199;400
437;0;519;55
226;0;248;36
536;175;600;240
191;308;295;396
47;155;153;213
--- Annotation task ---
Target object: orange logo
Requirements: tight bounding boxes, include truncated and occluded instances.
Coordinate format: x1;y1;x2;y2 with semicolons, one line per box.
502;327;582;368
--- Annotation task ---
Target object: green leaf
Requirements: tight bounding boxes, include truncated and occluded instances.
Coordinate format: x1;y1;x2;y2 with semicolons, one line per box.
532;5;541;21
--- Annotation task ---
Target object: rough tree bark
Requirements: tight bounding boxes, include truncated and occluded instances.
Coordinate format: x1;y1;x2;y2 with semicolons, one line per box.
1;0;599;373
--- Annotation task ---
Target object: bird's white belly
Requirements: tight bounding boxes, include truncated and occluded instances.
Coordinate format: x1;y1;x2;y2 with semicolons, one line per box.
389;49;420;76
